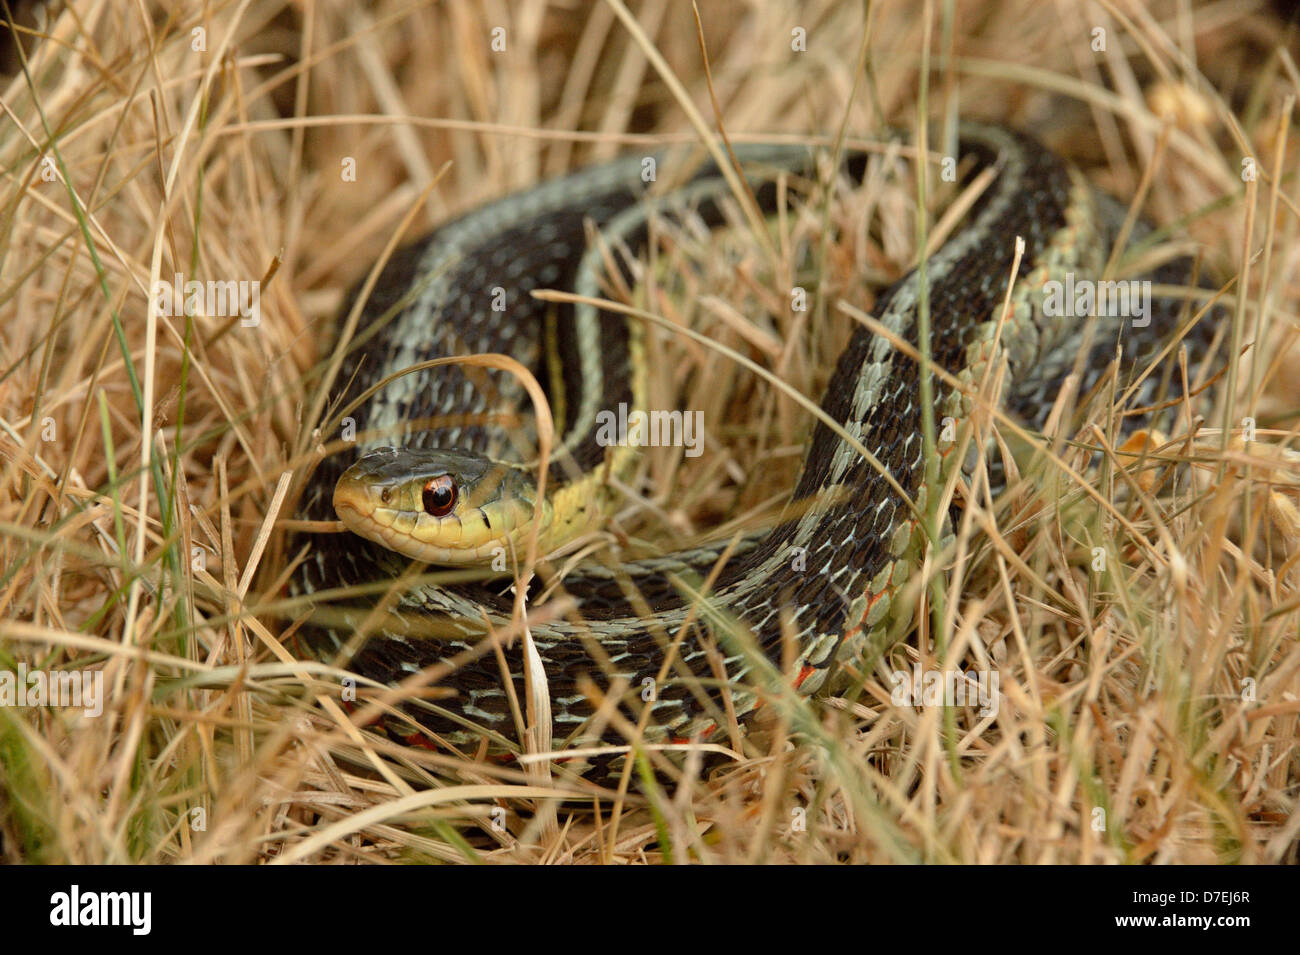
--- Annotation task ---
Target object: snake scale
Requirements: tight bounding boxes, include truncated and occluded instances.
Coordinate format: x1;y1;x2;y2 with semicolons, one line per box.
291;123;1213;780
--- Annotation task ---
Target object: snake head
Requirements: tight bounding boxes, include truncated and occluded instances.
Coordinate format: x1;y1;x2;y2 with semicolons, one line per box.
333;447;549;565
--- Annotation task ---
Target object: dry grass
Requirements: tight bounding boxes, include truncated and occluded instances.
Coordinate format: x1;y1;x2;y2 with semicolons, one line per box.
0;0;1297;864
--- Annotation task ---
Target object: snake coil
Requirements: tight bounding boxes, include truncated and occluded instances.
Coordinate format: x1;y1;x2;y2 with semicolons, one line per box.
291;124;1214;780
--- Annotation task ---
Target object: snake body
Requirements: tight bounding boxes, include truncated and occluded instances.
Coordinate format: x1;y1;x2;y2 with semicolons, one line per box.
293;124;1210;777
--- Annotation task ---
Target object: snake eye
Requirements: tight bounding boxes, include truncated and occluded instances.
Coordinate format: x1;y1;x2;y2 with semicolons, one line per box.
422;475;457;517
380;487;391;504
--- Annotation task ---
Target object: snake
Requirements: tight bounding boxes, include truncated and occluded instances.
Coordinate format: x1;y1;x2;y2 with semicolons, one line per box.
291;123;1214;781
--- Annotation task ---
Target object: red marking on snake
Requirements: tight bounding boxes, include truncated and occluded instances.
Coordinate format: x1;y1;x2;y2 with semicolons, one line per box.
672;721;717;746
402;731;438;751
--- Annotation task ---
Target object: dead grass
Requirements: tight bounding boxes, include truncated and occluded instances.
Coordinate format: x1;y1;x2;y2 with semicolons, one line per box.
0;0;1297;863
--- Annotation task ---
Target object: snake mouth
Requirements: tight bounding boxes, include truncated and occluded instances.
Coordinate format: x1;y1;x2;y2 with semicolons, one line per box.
332;469;405;550
331;498;367;531
332;483;417;556
331;473;375;526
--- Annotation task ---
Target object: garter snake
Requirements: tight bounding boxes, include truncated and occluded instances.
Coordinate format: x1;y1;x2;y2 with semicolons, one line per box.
292;124;1212;778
